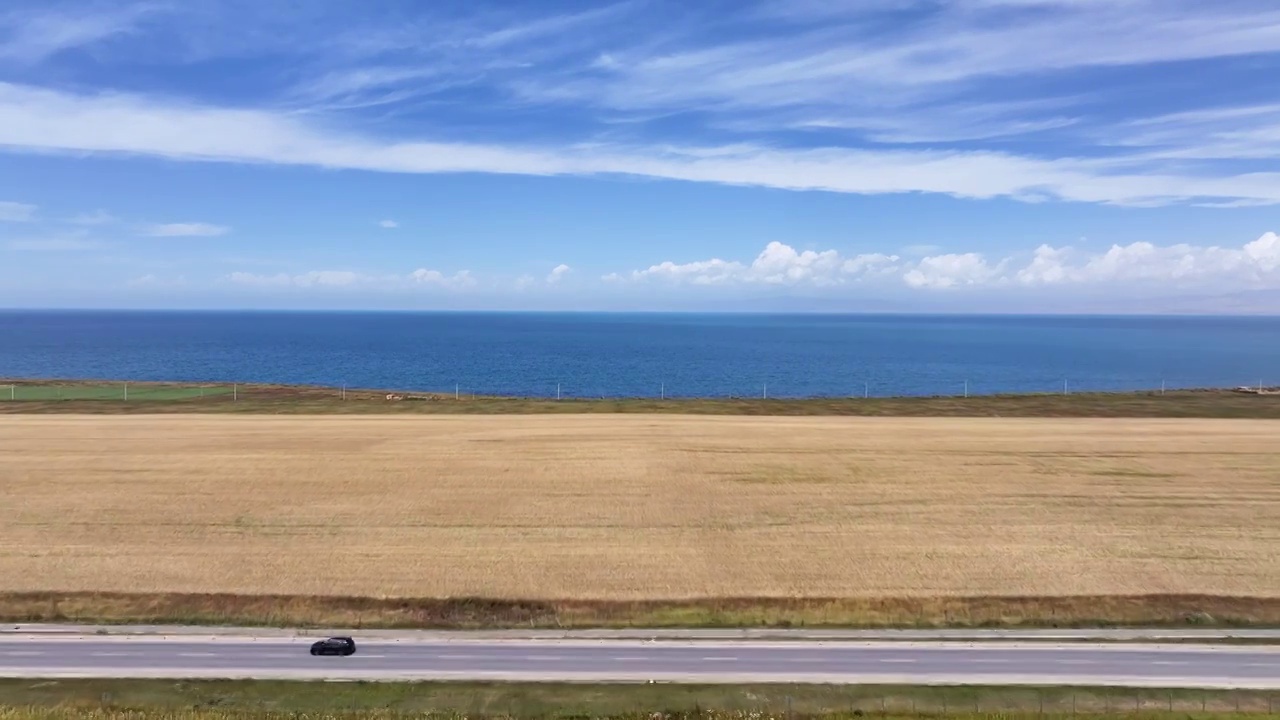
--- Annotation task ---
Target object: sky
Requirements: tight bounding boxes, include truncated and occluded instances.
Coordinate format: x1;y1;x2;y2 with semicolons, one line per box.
1;0;1279;313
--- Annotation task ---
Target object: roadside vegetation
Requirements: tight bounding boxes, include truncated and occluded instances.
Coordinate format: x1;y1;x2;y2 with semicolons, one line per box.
1;380;1278;418
3;592;1279;630
0;680;1276;718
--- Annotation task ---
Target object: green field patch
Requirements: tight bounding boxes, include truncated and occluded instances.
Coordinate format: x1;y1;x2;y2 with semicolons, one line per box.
1;384;233;401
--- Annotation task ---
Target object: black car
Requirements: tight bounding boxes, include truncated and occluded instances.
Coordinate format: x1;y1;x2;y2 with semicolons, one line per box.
309;636;356;656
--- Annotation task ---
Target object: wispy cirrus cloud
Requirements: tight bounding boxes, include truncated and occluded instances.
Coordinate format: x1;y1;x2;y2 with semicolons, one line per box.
226;267;477;290
6;235;98;252
1;0;1279;219
0;200;36;222
0;2;161;63
142;222;229;237
3;82;1280;207
66;209;117;226
227;270;361;288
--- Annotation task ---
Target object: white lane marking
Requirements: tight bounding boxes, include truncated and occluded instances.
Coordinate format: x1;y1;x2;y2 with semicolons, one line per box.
523;655;565;661
878;658;916;664
90;652;132;657
971;658;1010;664
1152;661;1189;666
1058;659;1096;665
613;656;646;662
700;656;739;661
179;652;216;658
1;651;44;657
1244;662;1277;668
436;654;481;660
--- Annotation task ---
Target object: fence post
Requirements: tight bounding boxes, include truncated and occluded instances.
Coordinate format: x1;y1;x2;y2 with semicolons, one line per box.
123;382;128;401
660;382;664;400
964;380;969;398
233;383;237;401
8;384;13;401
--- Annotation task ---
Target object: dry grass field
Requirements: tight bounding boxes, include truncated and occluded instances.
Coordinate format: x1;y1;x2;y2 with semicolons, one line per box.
2;414;1278;615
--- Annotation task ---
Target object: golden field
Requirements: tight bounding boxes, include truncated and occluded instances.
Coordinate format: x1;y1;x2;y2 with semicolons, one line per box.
1;414;1278;600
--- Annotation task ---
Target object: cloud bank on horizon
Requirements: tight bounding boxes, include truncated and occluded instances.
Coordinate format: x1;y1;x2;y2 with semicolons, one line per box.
0;0;1278;312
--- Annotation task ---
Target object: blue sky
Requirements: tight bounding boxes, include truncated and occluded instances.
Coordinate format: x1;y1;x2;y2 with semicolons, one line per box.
0;0;1278;312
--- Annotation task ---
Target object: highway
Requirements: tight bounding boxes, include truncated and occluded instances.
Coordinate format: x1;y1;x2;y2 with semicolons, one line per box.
0;636;1277;687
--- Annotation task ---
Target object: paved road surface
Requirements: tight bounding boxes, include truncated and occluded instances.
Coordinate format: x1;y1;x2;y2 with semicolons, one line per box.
0;636;1277;688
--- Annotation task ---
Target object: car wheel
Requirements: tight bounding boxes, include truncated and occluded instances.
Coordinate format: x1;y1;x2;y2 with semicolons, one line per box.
310;648;318;656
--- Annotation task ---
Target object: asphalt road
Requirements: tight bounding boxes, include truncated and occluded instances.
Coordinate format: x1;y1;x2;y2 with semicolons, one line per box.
0;637;1277;687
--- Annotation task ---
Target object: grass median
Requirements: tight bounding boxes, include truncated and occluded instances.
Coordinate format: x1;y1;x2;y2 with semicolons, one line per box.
0;680;1276;719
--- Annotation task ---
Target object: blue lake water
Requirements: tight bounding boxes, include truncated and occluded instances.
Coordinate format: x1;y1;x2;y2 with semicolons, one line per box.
0;311;1276;398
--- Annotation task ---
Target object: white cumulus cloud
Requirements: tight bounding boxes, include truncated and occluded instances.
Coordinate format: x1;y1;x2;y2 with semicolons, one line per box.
629;241;902;286
903;253;1009;289
410;268;476;288
614;232;1280;292
1014;232;1280;287
378;219;398;229
546;263;571;283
